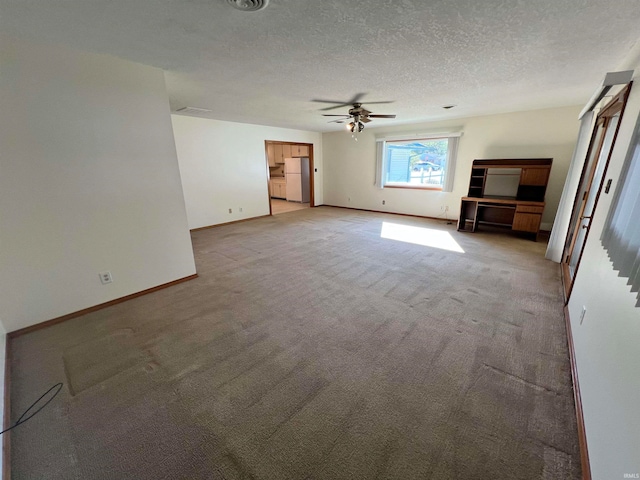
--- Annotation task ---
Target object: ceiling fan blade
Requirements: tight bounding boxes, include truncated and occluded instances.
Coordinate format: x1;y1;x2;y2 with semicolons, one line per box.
361;100;394;105
322;114;351;117
317;103;353;111
368;114;396;118
328;118;349;123
360;117;372;123
312;99;351;105
312;100;355;111
347;93;367;104
311;93;368;111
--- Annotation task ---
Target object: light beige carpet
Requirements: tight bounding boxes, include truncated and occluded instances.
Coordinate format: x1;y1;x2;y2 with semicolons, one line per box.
271;199;310;215
9;207;580;479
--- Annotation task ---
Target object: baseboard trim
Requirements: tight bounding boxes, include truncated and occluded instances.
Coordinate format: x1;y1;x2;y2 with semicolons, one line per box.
561;261;573;301
319;204;453;223
190;215;271;232
563;305;592;480
7;274;198;339
3;336;11;480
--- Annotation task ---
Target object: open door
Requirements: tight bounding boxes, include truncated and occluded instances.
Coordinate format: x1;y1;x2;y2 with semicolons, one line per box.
562;85;631;298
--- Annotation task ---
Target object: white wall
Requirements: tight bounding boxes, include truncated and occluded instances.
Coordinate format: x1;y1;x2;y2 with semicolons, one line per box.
322;106;581;228
171;115;323;230
566;76;640;479
546;112;597;262
0;37;196;332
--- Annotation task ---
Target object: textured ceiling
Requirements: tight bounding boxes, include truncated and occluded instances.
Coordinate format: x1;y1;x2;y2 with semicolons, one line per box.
2;0;640;131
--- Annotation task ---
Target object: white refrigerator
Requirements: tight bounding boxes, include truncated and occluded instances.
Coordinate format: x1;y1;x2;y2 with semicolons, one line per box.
284;157;310;203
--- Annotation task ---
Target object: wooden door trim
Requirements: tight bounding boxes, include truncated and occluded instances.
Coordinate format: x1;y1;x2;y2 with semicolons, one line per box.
3;337;11;480
308;144;315;208
564;116;608;261
264;140;273;216
562;84;631;298
265;140;315;210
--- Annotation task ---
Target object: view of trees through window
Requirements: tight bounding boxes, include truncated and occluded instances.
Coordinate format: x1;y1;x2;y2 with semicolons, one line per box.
384;138;449;187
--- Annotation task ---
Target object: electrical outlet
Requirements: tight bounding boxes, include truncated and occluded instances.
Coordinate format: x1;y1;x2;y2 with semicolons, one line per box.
382;200;386;205
348;197;351;202
228;208;232;214
239;207;243;212
445;206;449;212
580;306;587;325
99;271;113;284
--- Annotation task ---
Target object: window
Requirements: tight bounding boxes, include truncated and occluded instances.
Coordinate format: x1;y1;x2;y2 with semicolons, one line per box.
375;133;461;192
601;112;640;307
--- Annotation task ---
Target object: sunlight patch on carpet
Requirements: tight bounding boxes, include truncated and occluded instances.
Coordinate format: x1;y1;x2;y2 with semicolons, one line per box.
380;222;465;253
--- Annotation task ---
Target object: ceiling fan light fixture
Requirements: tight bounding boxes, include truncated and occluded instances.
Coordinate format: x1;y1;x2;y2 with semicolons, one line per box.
226;0;269;12
346;121;365;133
316;96;395;135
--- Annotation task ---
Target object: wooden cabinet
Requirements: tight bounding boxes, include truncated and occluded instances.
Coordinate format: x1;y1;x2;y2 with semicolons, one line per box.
267;142;311;165
459;158;552;239
267;143;276;167
512;213;542;233
272;144;292;164
291;144;310;157
466;159;552;199
520;168;549;186
267;142;311;169
270;179;286;199
273;144;284;164
512;205;544;233
514;205;544;214
459;198;545;236
282;144;292;160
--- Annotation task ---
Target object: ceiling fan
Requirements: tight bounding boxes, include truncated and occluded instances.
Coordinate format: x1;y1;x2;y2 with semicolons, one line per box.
312;93;396;132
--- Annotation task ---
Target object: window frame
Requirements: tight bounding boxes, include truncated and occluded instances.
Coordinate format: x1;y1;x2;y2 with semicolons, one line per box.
375;132;462;192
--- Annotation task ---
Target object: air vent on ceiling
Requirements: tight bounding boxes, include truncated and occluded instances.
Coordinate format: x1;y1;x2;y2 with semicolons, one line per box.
174;106;213;116
227;0;269;12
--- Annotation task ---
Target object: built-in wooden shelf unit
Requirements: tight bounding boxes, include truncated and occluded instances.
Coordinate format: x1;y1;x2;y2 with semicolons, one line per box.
458;158;552;239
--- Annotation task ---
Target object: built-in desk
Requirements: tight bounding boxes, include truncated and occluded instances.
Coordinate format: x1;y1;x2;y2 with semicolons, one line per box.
458;158;552;239
457;197;545;237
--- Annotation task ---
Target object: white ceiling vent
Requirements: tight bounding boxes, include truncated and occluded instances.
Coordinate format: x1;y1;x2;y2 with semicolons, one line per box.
226;0;269;12
174;106;213;116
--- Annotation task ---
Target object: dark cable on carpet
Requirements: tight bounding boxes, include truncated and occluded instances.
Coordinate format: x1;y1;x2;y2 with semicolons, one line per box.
0;383;63;435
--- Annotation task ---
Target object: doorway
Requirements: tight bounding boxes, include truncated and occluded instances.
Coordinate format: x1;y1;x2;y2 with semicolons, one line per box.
264;141;314;216
562;85;631;298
